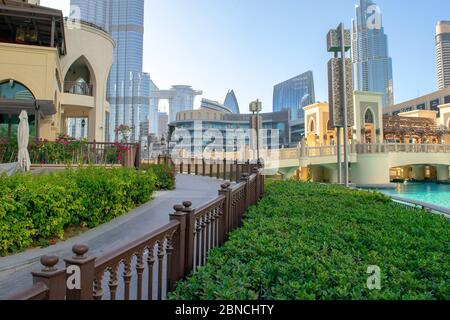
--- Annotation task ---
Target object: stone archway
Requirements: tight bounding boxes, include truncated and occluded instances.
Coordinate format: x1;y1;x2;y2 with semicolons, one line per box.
364;108;376;144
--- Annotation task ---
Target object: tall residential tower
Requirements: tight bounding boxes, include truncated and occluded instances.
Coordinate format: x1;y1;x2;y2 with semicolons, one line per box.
436;21;450;90
70;0;149;142
352;0;394;108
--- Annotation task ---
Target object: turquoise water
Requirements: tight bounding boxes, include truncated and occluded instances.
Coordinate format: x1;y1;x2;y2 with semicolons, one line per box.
379;183;450;209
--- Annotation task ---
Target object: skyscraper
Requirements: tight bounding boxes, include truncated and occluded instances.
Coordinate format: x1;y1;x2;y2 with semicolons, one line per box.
352;0;394;108
273;71;315;122
436;21;450;90
70;0;148;142
224;90;240;114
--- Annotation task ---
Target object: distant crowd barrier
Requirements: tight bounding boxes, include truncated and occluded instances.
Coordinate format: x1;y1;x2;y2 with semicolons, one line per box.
4;158;264;301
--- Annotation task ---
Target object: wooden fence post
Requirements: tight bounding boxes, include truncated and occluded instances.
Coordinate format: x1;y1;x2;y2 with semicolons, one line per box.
223;158;227;180
216;161;220;179
240;173;250;212
230;160;234;182
169;205;189;287
210;161;213;178
218;182;231;244
253;167;260;202
181;201;196;275
64;244;95;300
31;255;66;300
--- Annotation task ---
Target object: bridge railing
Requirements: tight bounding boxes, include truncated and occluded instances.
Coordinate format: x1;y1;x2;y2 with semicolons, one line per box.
299;145;358;158
300;143;450;158
386;143;450;154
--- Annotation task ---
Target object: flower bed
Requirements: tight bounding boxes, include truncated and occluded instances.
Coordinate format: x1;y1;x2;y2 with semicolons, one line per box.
0;166;174;255
0;134;132;166
170;181;450;300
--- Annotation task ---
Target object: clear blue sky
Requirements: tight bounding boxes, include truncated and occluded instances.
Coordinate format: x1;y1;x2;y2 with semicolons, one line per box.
42;0;450;113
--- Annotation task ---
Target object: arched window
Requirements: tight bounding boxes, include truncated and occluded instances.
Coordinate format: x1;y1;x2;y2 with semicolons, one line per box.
64;56;94;96
326;120;332;131
0;80;34;100
309;118;316;133
365;109;375;124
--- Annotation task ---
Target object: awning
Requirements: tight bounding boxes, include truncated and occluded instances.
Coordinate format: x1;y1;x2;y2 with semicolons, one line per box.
0;99;56;117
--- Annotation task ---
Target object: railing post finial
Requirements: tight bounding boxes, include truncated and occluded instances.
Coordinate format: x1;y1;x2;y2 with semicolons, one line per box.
64;244;96;300
31;255;66;300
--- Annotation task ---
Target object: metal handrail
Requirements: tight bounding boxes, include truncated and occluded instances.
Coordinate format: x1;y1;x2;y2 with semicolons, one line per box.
64;81;93;96
390;195;450;219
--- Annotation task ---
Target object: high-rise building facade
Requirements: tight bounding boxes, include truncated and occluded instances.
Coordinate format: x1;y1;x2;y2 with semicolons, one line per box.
158;112;169;139
273;71;315;122
224;90;240;114
352;0;394;108
436;21;450;90
70;0;148;142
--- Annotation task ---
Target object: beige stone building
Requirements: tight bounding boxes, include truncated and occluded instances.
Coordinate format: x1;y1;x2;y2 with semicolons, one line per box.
0;0;114;142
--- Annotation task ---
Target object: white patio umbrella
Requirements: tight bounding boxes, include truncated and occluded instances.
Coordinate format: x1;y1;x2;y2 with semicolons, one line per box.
18;110;31;172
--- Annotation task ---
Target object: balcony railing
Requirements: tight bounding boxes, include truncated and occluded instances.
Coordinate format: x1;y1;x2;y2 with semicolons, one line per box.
64;81;93;96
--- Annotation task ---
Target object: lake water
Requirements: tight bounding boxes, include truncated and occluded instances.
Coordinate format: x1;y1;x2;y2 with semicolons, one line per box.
378;183;450;209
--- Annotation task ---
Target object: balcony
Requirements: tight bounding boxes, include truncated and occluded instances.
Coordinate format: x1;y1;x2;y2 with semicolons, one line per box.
64;81;93;96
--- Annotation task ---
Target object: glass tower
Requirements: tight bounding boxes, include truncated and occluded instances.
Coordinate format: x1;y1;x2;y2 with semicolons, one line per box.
352;0;394;108
273;71;315;122
224;90;240;114
70;0;148;142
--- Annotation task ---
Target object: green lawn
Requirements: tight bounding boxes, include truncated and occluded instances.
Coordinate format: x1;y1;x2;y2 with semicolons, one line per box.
170;181;450;300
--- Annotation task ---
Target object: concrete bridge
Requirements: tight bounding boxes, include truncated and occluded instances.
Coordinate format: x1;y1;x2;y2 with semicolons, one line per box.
263;143;450;185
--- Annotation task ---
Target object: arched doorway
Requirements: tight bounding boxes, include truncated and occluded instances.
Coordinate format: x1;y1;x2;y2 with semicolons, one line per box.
63;56;96;139
64;56;95;96
0;80;36;140
364;108;376;144
306;117;317;146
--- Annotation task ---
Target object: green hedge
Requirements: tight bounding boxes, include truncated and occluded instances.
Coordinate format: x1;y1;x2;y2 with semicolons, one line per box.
0;167;160;255
142;163;176;190
170;181;450;300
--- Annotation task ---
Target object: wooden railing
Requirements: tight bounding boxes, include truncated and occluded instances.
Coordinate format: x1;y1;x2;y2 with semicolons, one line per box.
4;165;264;301
158;155;262;182
0;141;141;169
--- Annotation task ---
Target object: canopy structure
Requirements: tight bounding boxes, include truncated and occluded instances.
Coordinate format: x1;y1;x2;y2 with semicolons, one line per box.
383;115;450;143
0;0;66;55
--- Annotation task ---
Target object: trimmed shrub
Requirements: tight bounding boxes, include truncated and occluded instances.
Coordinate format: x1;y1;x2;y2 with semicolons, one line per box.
0;167;157;255
170;181;450;300
143;164;176;190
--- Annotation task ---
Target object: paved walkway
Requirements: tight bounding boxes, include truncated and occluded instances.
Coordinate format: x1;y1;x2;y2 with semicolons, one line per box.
0;174;226;299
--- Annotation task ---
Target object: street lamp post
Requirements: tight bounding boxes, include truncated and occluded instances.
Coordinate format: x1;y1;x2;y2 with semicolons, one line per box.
249;99;262;163
339;23;350;188
327;23;352;187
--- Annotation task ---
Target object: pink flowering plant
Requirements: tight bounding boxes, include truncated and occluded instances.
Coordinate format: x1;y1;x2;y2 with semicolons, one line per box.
115;124;132;143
